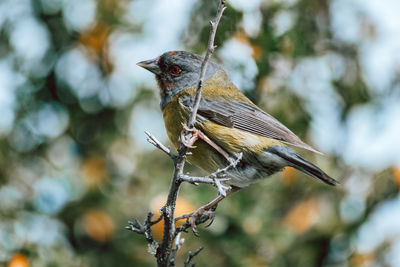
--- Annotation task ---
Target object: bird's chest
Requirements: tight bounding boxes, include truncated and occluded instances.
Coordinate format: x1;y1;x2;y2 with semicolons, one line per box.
161;95;188;149
161;94;225;172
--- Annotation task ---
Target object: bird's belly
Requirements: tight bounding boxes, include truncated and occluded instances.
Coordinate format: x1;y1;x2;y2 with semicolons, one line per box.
225;162;283;188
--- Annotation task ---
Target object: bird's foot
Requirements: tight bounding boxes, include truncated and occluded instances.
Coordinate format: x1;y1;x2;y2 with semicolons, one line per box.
180;123;234;163
175;203;218;236
174;187;238;235
180;123;200;148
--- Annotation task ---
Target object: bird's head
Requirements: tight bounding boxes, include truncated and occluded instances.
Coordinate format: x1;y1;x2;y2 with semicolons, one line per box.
137;51;221;109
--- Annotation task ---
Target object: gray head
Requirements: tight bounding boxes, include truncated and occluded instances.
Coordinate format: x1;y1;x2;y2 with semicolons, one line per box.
137;51;221;109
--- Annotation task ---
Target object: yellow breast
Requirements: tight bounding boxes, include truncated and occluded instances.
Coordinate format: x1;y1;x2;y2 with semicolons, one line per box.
161;90;226;172
161;93;186;149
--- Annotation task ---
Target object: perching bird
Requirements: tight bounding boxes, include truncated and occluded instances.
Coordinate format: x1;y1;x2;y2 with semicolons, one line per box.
137;51;338;220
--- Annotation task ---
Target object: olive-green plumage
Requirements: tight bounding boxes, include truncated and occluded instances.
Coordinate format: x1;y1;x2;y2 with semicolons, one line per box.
138;51;338;187
162;71;283;175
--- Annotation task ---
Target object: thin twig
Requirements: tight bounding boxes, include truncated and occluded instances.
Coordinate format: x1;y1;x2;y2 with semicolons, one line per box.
184;247;204;267
179;175;229;186
180;152;242;196
188;0;227;128
145;131;174;158
169;232;185;266
126;212;162;255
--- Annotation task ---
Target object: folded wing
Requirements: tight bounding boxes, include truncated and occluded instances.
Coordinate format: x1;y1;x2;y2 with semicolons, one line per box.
179;96;322;154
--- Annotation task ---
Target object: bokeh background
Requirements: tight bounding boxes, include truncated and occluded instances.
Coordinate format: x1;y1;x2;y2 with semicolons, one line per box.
1;0;400;266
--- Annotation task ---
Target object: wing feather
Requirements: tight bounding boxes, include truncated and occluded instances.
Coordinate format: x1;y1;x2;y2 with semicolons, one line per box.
180;95;322;154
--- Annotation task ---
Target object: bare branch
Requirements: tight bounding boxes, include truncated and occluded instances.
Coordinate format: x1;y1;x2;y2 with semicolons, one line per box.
126;212;162;255
179;153;243;196
179;175;229;186
130;1;228;266
184;247;204;267
187;0;227;128
145;131;174;158
156;1;227;266
169;232;185;266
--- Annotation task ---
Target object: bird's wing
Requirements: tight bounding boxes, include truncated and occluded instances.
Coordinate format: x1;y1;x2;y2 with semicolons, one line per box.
179;96;322;154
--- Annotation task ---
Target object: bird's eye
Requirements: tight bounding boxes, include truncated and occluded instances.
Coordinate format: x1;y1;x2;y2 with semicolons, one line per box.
169;65;181;75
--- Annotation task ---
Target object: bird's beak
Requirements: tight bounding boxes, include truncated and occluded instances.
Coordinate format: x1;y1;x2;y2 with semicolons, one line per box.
136;57;161;75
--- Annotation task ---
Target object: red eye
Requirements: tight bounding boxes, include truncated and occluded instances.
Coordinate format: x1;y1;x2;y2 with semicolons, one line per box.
169;65;181;75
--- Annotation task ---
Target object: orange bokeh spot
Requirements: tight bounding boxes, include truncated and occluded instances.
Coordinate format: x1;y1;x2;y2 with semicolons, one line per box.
233;30;262;60
280;166;297;185
233;30;249;44
150;194;195;241
351;252;375;267
7;254;29;267
393;167;400;187
83;209;115;242
80;23;110;56
79;22;113;73
283;197;320;234
80;156;108;187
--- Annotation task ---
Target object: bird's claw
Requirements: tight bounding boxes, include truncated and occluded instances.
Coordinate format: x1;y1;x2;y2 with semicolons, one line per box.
205;212;216;228
190;208;215;236
180;132;197;148
181;123;235;165
180;123;199;148
176;206;215;236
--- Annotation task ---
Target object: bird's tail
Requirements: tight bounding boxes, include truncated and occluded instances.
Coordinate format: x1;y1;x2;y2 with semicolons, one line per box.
267;146;339;186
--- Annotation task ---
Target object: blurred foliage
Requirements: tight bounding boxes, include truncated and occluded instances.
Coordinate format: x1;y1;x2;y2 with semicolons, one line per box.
0;0;399;266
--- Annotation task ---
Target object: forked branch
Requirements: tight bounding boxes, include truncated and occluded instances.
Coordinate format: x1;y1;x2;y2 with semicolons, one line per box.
128;1;228;266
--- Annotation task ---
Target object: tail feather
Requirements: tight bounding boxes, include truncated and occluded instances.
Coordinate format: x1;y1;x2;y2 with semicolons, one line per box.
267;146;339;186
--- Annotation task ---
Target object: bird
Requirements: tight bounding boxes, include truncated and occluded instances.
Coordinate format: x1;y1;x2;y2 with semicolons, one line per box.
137;50;338;225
